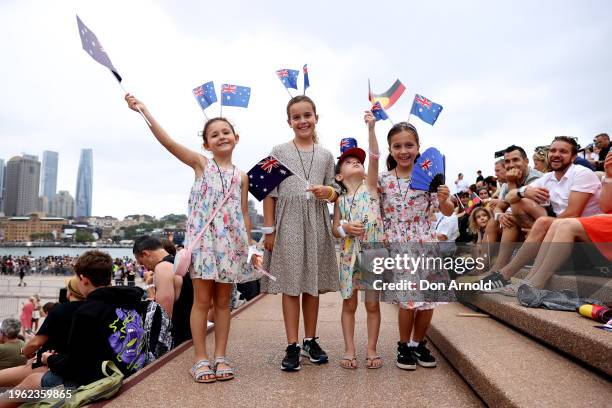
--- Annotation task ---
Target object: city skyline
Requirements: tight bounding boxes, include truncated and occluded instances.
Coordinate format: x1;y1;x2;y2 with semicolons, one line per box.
4;154;40;216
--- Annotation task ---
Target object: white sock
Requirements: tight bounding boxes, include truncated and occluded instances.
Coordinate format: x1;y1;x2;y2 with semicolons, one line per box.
303;337;313;342
408;340;419;347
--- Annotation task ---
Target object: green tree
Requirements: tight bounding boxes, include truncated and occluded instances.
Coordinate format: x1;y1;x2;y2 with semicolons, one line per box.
75;230;95;243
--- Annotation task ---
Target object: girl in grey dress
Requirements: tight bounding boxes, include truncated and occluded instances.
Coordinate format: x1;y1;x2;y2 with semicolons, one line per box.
262;96;340;371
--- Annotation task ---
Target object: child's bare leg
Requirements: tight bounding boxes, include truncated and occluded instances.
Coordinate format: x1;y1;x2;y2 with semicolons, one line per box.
212;282;233;377
340;292;358;368
398;307;415;343
302;293;319;339
282;294;300;344
190;279;215;381
364;290;381;368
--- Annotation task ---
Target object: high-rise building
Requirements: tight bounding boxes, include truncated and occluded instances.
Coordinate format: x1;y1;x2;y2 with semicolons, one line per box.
4;154;41;216
75;149;93;217
40;151;58;211
0;158;5;214
52;190;75;218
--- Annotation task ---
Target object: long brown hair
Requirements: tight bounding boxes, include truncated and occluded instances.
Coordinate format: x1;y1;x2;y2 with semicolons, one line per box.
386;122;420;170
286;96;318;143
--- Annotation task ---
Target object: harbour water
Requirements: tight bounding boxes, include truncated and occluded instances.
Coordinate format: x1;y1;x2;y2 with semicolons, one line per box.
0;246;134;259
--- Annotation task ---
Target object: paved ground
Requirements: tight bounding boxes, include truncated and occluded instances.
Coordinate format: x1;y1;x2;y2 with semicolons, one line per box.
105;293;483;408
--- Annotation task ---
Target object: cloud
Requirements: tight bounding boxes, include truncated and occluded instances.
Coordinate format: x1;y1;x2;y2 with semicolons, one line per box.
1;0;610;216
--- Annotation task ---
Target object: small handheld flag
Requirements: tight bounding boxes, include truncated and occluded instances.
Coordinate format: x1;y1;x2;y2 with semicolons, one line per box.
303;64;310;95
220;84;251;108
192;81;217;118
248;156;294;201
76;15;121;82
276;69;299;90
410;94;443;125
368;79;405;110
371;101;389;122
76;15;150;126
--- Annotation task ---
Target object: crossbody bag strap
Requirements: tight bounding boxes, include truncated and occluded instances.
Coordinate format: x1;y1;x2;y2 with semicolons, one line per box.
188;174;239;251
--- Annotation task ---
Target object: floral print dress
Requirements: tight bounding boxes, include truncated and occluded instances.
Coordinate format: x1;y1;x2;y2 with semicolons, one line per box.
184;160;259;283
337;184;385;299
378;170;450;309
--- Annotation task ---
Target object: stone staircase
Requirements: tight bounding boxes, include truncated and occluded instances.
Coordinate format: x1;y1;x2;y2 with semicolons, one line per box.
427;274;611;407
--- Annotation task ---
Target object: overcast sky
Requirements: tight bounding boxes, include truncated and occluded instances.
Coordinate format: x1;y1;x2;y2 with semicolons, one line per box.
1;0;610;219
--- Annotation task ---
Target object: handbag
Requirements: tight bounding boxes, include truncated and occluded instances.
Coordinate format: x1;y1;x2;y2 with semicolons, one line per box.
20;360;124;408
174;174;238;277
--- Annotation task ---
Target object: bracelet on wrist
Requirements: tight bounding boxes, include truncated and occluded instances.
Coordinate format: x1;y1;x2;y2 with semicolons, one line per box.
336;225;347;238
262;226;275;235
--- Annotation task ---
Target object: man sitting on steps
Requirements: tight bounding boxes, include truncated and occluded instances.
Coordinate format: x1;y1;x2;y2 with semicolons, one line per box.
480;136;602;292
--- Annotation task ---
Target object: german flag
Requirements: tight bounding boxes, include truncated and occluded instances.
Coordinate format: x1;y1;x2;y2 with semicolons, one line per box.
368;79;406;110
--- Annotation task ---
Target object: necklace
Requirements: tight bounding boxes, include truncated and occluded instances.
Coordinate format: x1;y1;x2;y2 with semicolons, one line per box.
293;140;315;182
343;182;363;221
212;158;235;197
394;168;412;202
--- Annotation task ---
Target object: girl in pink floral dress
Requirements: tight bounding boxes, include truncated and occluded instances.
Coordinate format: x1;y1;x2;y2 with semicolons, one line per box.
378;122;454;371
126;94;260;383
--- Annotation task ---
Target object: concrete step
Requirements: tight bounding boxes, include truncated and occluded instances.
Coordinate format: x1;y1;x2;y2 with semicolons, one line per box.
460;291;611;376
428;302;612;407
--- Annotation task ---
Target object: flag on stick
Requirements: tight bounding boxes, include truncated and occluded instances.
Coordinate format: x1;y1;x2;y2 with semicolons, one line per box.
192;81;217;112
368;79;405;110
76;15;122;82
220;84;251;108
76;15;150;126
371;101;389;121
410;94;443;125
276;69;299;90
247;156;294;201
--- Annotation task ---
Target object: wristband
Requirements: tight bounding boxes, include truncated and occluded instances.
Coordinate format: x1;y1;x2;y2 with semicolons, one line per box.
262;226;275;235
336;225;347;238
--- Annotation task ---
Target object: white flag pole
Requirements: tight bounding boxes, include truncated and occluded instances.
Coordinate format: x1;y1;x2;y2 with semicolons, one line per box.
117;79;151;127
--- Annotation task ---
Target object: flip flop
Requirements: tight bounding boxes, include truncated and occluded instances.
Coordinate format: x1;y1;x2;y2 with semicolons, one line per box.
366;355;383;369
340;356;357;369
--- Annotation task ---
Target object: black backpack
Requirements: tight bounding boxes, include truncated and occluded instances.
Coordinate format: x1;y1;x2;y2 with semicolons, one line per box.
141;300;173;365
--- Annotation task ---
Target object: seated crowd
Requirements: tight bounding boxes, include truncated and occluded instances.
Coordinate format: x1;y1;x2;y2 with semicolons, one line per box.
0;236;198;407
445;133;611;297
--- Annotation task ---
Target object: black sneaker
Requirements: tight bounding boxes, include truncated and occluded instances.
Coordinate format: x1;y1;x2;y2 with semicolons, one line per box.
480;271;510;292
281;343;301;371
396;342;416;370
411;340;437;368
301;337;328;364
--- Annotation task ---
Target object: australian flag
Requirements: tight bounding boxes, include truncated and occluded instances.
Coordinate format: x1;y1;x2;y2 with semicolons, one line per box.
247;156;293;201
221;84;251;108
371;101;389;121
192;81;217;110
276;69;299;89
410;94;443;125
76;15;122;82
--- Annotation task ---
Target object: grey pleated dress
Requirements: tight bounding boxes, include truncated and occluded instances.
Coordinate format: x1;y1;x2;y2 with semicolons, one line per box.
261;142;340;296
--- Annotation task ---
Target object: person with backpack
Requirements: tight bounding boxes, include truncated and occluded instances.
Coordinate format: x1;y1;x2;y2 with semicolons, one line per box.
0;250;147;403
133;235;193;346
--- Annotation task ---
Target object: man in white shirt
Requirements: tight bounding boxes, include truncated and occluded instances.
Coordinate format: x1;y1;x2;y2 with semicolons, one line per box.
455;173;470;193
435;211;459;256
481;136;602;290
